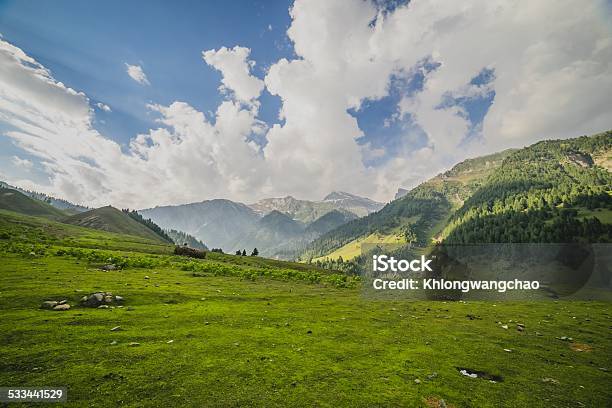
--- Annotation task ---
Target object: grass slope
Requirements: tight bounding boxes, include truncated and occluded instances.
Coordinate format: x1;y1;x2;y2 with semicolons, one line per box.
312;232;405;262
0;212;610;407
0;187;67;220
64;206;168;243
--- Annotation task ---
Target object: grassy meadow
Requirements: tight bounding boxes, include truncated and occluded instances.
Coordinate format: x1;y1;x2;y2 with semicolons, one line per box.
1;210;611;407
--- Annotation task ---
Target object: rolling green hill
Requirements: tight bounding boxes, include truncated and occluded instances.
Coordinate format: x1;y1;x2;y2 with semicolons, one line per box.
0;187;67;220
64;206;170;243
303;130;612;262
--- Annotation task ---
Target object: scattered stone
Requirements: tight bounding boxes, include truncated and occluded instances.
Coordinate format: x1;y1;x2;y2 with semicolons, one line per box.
427;372;438;380
40;301;58;310
517;324;525;332
414;379;421;384
542;377;559;385
167;340;174;344
110;340;118;345
557;336;574;342
144;276;150;280
53;304;70;311
100;264;117;271
81;292;124;308
128;342;140;347
97;305;109;309
234;342;240;346
204;321;210;325
503;348;513;352
58;299;68;305
110;326;121;331
501;324;508;330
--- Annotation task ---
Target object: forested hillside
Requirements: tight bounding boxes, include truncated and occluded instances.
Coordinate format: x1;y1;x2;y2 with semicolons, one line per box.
442;131;612;243
302;130;611;262
122;209;173;243
165;229;208;250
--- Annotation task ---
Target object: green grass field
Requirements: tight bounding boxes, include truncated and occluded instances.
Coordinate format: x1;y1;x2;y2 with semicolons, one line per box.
312;232;406;262
1;211;611;407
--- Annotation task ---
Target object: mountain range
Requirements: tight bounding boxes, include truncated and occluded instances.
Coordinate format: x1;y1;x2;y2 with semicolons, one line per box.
139;192;380;257
1;130;610;262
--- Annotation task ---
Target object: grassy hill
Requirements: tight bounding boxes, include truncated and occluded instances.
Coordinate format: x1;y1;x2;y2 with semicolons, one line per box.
0;209;610;406
0;187;67;220
64;206;170;243
304;130;612;262
441;132;612;243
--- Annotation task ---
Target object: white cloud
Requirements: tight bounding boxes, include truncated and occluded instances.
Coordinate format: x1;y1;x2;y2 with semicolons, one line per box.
125;63;150;85
0;39;266;207
262;0;612;198
12;156;33;169
96;102;111;112
202;46;264;106
1;0;611;207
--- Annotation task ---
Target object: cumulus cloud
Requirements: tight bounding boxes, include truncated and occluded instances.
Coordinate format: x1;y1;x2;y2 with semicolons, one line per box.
202;46;264;106
12;156;33;169
96;102;111;112
262;0;612;198
1;0;611;208
125;63;150;85
0;39;266;207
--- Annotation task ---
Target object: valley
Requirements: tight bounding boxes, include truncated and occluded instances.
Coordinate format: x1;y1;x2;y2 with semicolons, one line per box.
0;210;610;407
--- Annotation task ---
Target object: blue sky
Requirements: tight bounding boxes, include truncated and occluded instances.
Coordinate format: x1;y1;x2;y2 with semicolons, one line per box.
0;0;291;145
0;0;492;162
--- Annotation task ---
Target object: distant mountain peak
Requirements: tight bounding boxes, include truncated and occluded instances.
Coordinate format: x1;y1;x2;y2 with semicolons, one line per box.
323;191;358;201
